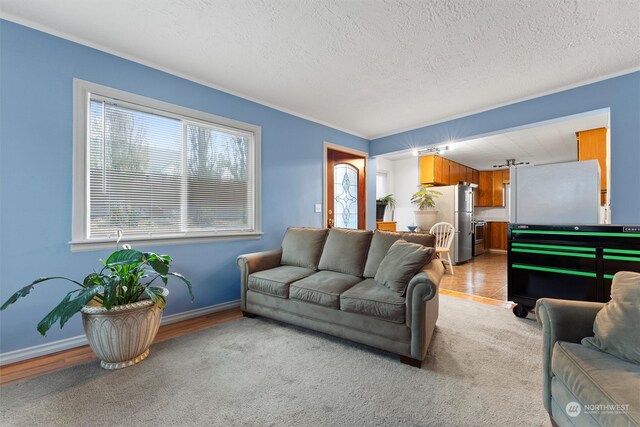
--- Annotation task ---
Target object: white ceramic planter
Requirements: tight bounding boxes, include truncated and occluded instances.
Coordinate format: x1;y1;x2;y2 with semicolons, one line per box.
414;209;438;232
81;299;163;370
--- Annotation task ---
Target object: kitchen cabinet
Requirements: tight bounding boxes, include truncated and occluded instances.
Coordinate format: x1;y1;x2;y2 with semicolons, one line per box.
419;155;449;185
419;155;478;187
476;170;507;207
486;222;508;251
577;127;607;205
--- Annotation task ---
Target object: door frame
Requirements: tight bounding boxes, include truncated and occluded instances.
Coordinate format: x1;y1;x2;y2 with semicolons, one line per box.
323;142;368;229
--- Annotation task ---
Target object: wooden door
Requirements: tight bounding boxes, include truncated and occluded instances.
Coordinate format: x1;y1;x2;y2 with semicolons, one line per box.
327;148;366;229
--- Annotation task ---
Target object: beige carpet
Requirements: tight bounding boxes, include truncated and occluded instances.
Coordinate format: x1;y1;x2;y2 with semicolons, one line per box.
0;295;547;426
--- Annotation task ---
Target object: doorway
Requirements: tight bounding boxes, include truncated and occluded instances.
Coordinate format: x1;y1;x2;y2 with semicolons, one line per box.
325;145;367;229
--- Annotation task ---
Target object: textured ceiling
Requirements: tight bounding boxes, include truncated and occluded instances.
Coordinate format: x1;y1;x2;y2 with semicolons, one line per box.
1;0;638;138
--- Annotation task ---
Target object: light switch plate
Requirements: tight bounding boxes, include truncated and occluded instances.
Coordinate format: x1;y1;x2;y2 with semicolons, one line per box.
314;204;322;213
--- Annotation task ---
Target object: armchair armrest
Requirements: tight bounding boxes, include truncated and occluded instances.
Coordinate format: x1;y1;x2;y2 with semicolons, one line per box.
535;298;604;414
236;248;282;310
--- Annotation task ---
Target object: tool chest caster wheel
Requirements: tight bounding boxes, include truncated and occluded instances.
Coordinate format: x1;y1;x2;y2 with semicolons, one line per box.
513;304;530;318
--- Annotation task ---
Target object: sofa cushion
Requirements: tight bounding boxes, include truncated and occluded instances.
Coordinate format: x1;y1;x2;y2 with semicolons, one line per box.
248;266;316;298
363;230;436;278
552;341;640;426
374;240;435;295
340;278;406;323
318;228;373;276
290;271;362;308
280;227;328;270
581;271;640;364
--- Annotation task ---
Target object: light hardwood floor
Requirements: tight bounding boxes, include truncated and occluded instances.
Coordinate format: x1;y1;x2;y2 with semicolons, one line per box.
439;251;511;304
1;255;511;385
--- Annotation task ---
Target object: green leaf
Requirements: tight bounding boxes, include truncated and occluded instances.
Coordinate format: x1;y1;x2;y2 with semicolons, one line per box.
145;287;166;311
145;254;169;275
105;249;143;266
36;289;82;336
166;272;194;301
1;277;83;311
58;286;103;329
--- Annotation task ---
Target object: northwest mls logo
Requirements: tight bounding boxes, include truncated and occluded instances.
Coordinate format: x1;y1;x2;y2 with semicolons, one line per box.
566;402;582;417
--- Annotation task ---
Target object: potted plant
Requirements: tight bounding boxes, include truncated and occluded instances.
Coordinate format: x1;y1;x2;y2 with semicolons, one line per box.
0;242;193;370
376;194;396;221
410;184;442;231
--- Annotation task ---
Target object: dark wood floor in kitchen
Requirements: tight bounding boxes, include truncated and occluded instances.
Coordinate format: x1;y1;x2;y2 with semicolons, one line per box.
439;252;509;302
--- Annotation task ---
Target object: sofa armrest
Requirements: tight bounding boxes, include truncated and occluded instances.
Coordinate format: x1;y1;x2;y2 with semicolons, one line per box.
535;298;604;414
406;259;445;324
236;249;282;311
406;260;445;360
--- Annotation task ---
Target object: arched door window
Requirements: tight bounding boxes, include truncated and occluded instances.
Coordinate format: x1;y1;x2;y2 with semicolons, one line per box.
333;163;358;229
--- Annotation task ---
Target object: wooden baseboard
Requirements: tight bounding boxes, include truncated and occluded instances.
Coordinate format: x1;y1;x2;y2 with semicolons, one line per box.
0;305;242;385
0;300;240;366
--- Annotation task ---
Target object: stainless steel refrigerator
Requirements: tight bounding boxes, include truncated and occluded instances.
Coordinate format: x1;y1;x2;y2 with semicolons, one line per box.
435;184;474;264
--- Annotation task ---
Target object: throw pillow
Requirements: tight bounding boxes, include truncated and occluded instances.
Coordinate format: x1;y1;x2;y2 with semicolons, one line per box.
317;228;373;276
281;227;329;270
581;271;640;364
374;239;435;295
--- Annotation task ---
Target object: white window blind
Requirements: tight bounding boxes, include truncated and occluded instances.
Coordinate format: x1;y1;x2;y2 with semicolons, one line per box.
73;80;260;249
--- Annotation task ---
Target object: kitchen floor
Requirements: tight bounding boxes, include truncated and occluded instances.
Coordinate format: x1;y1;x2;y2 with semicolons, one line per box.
439;252;509;302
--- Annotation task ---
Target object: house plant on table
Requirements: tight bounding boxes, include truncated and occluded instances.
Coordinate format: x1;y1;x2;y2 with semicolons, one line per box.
410;184;442;231
0;242;193;369
375;194;397;221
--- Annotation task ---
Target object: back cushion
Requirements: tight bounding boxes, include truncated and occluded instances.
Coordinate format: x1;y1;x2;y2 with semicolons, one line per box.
318;228;373;276
281;227;329;270
363;230;436;278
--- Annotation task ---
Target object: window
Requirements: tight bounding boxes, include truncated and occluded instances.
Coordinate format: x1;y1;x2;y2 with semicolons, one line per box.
72;80;261;250
376;172;388;199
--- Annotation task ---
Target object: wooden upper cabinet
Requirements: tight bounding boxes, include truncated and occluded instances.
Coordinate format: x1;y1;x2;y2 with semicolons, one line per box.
441;158;451;185
419;155;436;185
502;168;510;184
477;170;507;207
419;155;479;188
577;127;607;205
477;171;493;206
420;155;451;186
492;170;505;206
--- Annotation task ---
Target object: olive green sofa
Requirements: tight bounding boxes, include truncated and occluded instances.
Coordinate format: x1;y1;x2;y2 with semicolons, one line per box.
237;227;444;366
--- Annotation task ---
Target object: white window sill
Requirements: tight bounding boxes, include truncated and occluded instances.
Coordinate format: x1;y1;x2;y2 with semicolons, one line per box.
70;232;263;252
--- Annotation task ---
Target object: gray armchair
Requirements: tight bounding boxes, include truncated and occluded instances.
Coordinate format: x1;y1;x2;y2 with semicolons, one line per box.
536;298;640;427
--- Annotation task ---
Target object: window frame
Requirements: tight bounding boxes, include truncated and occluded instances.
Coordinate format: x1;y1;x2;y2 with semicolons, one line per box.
71;79;262;251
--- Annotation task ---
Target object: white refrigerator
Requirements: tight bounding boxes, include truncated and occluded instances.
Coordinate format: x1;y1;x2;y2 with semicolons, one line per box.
509;160;601;224
436;184;474;264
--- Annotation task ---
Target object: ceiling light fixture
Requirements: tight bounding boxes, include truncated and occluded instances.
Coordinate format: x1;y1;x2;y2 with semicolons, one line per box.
492;159;530;168
417;145;449;156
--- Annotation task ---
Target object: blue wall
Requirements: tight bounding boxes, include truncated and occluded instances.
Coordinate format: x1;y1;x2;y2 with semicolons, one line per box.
2;18;639;356
370;72;640;224
0;20;368;353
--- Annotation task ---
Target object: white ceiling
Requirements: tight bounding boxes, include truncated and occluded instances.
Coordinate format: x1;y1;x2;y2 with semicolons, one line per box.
1;0;638;139
382;111;609;170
